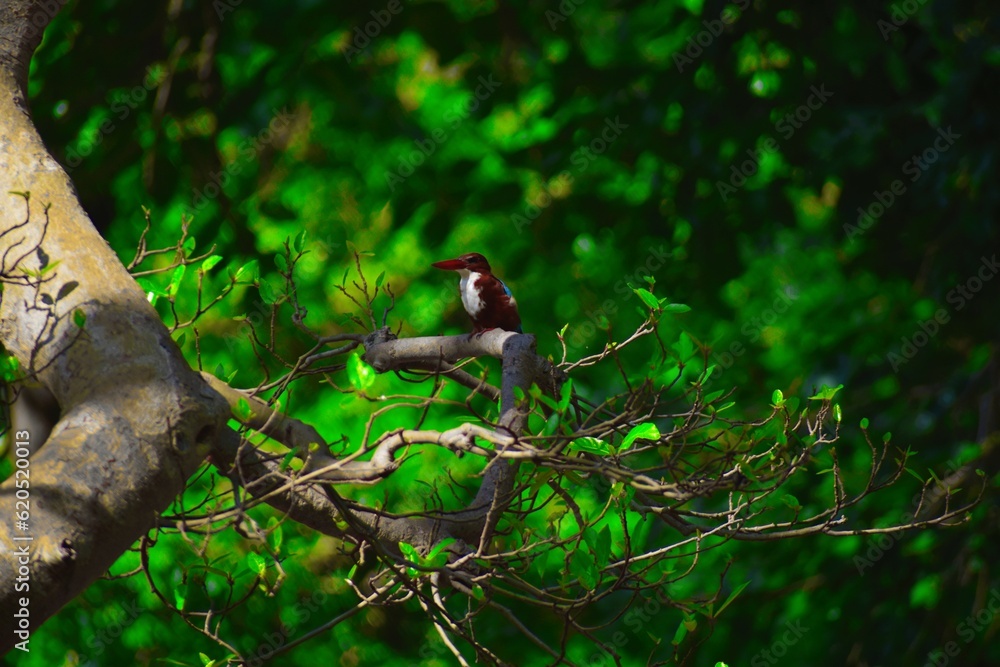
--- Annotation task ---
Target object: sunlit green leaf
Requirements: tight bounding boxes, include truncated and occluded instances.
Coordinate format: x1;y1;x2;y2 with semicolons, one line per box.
202;255;223;271
558;378;573;413
635;287;660;310
569;437;613;456
235;397;253;421
167;264;186;297
620;422;660;451
346;352;375;391
247;552;266;576
809;383;843;401
234;259;259;283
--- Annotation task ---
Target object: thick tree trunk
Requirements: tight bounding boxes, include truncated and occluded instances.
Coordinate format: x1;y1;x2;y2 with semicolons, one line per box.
0;1;230;654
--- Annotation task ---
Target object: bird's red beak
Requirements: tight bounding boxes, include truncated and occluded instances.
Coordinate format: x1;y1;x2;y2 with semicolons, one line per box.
431;258;466;270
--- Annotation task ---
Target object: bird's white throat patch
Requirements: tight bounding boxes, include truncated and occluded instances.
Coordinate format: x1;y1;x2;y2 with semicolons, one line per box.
458;270;485;315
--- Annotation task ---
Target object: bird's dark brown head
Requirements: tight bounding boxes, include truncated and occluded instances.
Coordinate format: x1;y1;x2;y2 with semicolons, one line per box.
431;252;492;273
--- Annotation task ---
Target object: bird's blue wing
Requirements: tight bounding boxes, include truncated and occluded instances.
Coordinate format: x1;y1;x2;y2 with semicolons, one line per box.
498;279;523;332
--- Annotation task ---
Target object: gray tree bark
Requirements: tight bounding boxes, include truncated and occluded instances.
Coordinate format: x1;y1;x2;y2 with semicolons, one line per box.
0;1;231;654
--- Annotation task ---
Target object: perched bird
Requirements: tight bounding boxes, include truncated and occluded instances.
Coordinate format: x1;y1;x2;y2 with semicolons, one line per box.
431;252;522;334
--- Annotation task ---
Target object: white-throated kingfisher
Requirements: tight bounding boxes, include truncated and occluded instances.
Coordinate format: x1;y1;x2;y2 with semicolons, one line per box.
431;252;522;334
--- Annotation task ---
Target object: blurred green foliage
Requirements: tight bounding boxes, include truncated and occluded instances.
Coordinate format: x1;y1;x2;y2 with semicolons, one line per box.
10;0;999;665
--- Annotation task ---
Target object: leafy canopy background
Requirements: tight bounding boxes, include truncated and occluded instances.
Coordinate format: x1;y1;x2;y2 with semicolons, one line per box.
8;0;999;665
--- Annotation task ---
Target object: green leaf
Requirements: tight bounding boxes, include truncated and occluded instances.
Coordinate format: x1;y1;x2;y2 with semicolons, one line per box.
571;548;599;590
234;259;259;283
781;495;801;511
663;303;691;313
672;614;694;646
274;253;287;272
375;271;386;287
293;230;307;253
346;352;375;391
73;309;87;328
771;389;784;406
426;538;456;567
247;552;266;576
168;264;186;297
860;417;869;429
135;278;168;298
704;389;725;404
809;383;843;401
586;525;613;567
635;287;660;310
568;437;613;456
542;412;561;436
472;585;485;601
398;541;420;562
267;519;284;552
202;255;223;271
182;236;196;255
173;587;186;611
620;423;660;451
259;279;277;305
714;580;750;618
235;397;253;421
0;355;20;382
833;404;842;422
39;259;61;275
427;538;457;563
557;379;573;413
883;431;892;443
